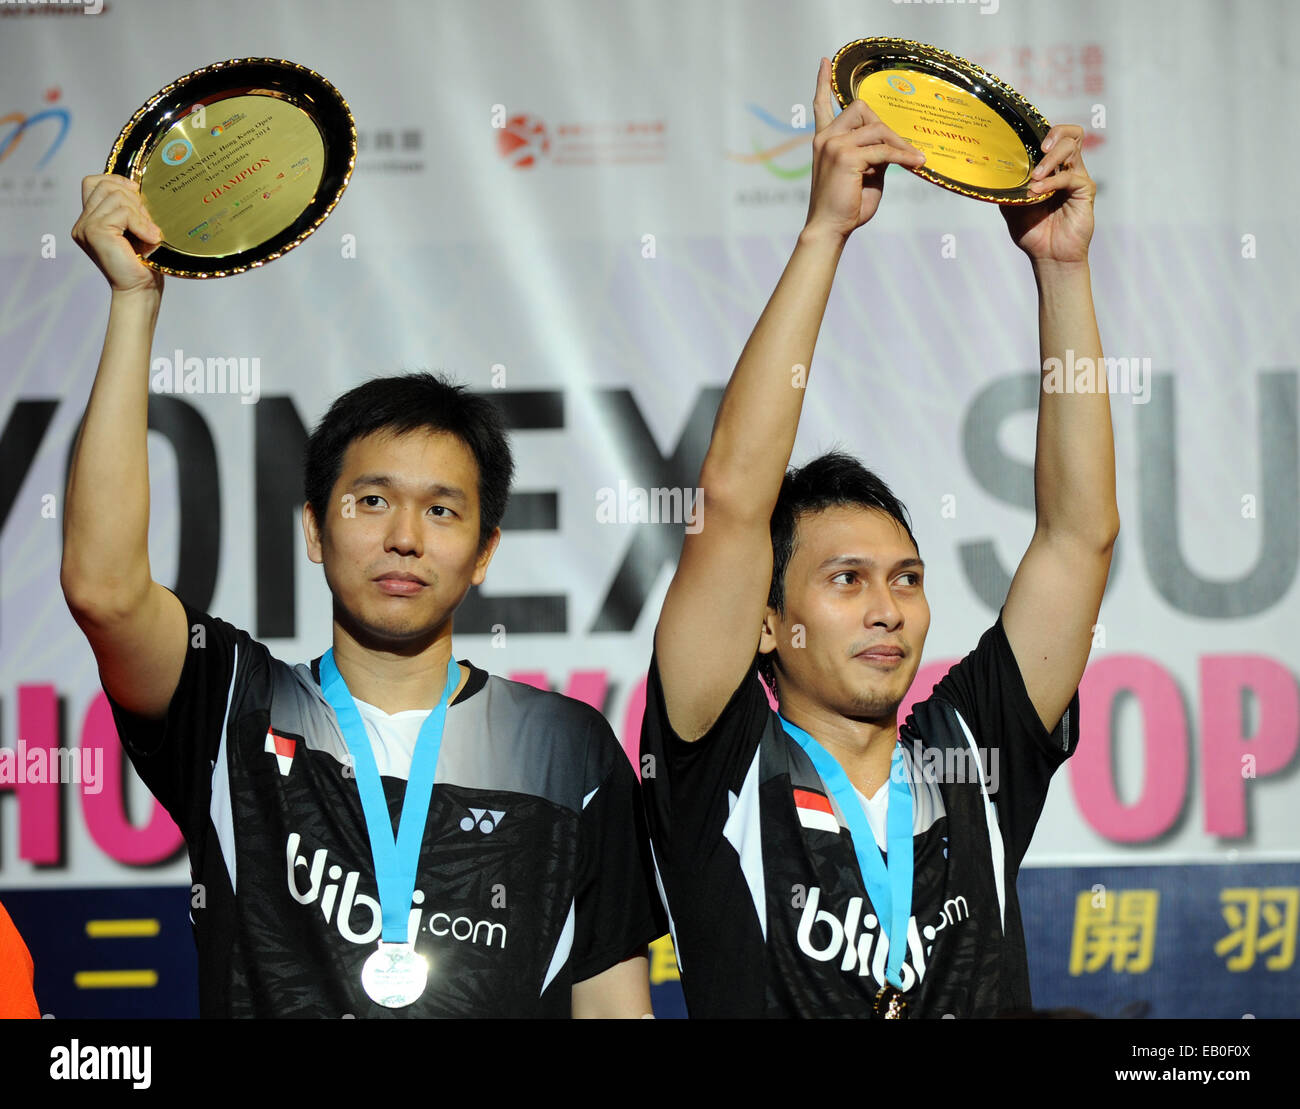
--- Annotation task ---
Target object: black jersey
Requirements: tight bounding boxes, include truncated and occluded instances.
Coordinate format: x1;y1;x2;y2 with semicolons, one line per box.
640;613;1078;1018
106;593;665;1018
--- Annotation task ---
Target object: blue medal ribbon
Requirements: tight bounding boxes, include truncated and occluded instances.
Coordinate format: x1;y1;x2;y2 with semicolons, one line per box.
780;715;913;989
319;650;460;943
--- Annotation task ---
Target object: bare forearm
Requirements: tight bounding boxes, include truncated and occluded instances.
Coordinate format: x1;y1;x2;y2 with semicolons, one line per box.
702;226;846;514
61;288;162;609
1032;260;1118;545
570;954;652;1018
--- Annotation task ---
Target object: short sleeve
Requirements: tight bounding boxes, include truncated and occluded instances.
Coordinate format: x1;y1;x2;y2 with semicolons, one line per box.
639;651;773;858
925;609;1080;870
570;719;669;983
102;593;248;846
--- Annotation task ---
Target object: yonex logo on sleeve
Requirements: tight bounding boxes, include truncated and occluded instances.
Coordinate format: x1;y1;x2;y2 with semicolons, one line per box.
460;808;505;834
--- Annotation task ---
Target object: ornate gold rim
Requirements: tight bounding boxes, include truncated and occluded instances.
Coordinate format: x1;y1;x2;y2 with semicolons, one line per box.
830;37;1054;205
105;57;357;278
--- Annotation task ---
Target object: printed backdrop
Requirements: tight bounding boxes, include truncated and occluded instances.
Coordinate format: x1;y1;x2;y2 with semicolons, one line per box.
0;0;1296;1018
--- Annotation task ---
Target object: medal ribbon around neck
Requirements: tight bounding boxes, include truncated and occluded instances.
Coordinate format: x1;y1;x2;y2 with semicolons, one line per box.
779;715;914;990
319;649;459;943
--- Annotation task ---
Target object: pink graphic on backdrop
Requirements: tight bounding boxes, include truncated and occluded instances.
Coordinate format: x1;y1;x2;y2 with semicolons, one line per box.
509;669;608;712
509;668;644;765
1200;655;1299;837
621;674;647;765
1072;656;1188;842
0;685;61;863
80;694;183;865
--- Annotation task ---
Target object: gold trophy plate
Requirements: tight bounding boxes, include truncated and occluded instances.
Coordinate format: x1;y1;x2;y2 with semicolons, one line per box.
106;57;356;277
832;38;1054;204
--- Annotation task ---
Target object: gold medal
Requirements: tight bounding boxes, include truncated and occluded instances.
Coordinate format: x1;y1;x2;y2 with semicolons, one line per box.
873;984;909;1019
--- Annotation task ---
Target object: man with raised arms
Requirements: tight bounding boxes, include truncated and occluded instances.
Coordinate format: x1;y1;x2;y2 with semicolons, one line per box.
641;59;1117;1017
62;173;664;1018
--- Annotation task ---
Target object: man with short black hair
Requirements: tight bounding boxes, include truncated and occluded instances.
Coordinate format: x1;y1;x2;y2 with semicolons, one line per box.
62;173;664;1018
641;60;1117;1018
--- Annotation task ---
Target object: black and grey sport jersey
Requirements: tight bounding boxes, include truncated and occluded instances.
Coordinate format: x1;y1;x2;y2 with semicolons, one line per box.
641;613;1078;1018
106;592;665;1018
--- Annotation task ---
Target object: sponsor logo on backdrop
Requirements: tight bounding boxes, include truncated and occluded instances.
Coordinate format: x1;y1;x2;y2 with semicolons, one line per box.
972;42;1105;99
354;126;425;174
0;89;69;168
498;114;549;169
968;42;1108;196
725;103;810;179
496;112;665;169
724;103;812;208
0;87;69;209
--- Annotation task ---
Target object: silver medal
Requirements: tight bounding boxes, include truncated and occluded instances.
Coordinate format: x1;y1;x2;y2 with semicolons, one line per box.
361;941;429;1008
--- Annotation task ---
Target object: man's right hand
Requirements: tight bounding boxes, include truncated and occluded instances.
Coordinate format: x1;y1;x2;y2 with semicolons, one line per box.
805;57;926;242
653;61;919;742
71;173;165;295
62;172;187;723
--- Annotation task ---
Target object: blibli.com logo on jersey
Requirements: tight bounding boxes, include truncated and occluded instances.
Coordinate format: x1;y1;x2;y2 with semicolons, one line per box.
795;885;969;990
285;832;506;948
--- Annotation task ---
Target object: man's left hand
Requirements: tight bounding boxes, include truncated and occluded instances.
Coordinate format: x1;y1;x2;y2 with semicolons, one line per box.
1001;124;1095;264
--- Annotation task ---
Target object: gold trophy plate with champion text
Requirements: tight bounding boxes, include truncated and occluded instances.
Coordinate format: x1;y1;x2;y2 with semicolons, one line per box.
106;58;356;277
832;38;1053;204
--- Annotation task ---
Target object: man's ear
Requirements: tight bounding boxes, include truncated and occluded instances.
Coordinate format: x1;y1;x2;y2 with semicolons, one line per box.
758;606;780;658
303;502;324;565
471;527;502;586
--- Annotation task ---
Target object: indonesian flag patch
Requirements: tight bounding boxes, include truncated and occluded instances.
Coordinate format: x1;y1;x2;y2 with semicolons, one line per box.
264;729;297;776
793;788;839;834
